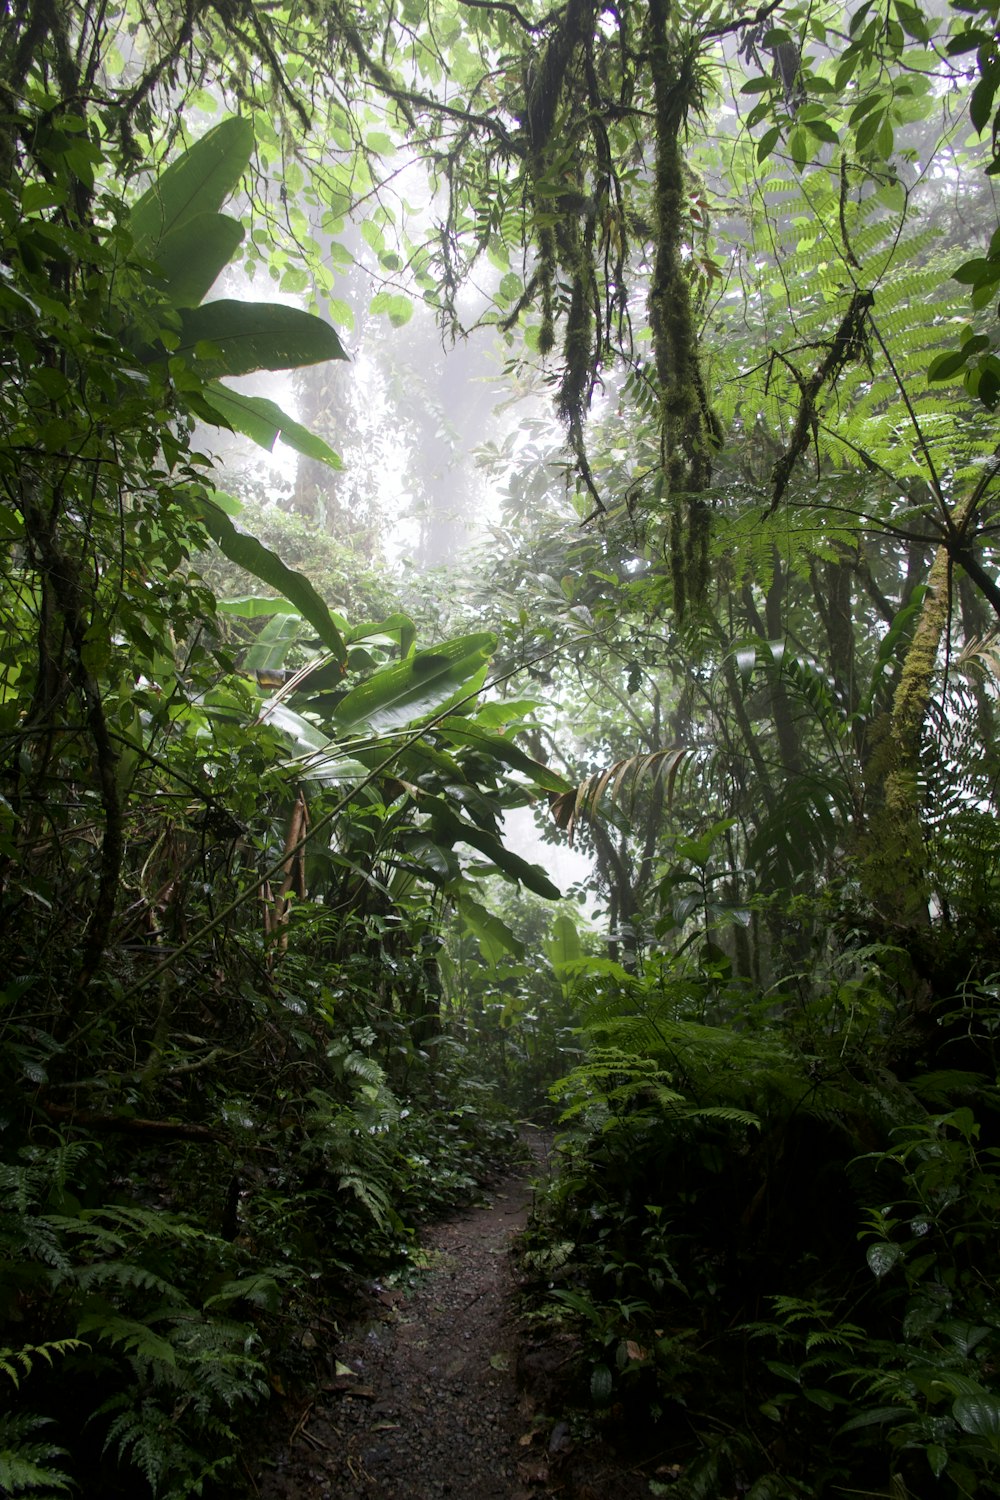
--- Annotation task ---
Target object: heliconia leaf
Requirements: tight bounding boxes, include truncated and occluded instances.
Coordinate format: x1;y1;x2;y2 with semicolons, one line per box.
243;612;303;673
200;383;343;468
425;800;561;899
545;912;583;973
196;495;347;664
217;596;299;618
437;718;572;794
177;300;347;375
152;212;245;308
333;634;496;734
259;701;330;754
344;614;418;658
458;895;525;967
130;116;255;252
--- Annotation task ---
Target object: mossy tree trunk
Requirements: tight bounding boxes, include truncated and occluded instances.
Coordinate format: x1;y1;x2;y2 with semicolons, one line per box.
860;491;980;928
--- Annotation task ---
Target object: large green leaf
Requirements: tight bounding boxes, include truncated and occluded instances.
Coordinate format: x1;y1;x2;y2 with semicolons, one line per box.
177;300;347;375
545;912;583;973
333;634;496;733
217;596;299;618
425;799;561;899
200;383;343;468
243;612;303;673
196;495;347;664
438;718;572;794
130;116;255;252
458;895;525;967
344;614;418;658
153;212;245;308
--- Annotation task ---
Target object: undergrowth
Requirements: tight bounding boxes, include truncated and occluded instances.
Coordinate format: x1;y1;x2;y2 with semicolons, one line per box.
518;936;1000;1498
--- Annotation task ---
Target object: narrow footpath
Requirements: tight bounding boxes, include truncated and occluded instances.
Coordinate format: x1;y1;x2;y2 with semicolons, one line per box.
254;1141;649;1500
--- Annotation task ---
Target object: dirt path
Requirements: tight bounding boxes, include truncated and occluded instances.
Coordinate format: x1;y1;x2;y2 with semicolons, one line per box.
253;1141;650;1500
255;1146;544;1500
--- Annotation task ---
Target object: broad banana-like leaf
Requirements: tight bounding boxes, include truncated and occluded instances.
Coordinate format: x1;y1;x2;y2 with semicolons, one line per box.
201;383;343;468
396;833;460;884
196;494;347;665
438;718;572;795
344;614;417;658
545;912;583;974
426;799;561;899
261;701;330;755
243;612;303;673
217;596;298;618
333;633;496;734
177;299;347;375
458;895;525;968
130;116;255;252
153;212;245;308
258;701;371;785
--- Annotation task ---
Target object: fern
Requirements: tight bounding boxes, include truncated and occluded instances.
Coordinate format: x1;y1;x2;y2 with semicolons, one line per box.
0;1340;88;1388
338;1170;395;1227
0;1413;71;1496
99;1393;236;1499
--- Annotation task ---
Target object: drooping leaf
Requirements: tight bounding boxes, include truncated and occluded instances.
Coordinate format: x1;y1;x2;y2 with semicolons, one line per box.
426;800;561;899
333;634;496;733
458;895;525;967
130;116;255;252
177;300;347;375
344;614;418;658
243;612;304;673
200;383;343;468
196;495;347;664
438;718;572;794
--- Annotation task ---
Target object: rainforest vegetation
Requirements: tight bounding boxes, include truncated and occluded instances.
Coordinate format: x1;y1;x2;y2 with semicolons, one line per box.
3;0;1000;1495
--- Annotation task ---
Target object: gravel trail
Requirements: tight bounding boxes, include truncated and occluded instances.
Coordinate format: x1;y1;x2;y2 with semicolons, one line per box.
254;1139;649;1500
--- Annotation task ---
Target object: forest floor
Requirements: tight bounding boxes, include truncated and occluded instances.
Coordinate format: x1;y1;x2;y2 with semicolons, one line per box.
250;1134;651;1500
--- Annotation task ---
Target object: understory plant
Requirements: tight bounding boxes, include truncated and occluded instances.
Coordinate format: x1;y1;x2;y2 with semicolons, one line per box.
521;931;1000;1497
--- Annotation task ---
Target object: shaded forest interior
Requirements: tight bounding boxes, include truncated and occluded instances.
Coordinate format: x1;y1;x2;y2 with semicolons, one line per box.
4;0;1000;1496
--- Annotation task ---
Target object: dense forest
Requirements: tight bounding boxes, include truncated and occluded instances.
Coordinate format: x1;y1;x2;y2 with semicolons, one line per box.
3;0;1000;1494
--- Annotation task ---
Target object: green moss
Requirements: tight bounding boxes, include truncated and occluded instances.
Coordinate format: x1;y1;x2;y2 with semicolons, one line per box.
646;1;718;616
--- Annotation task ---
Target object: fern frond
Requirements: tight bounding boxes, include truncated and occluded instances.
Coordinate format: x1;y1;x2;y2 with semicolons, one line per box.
0;1413;71;1495
338;1171;394;1227
76;1311;179;1369
0;1339;88;1388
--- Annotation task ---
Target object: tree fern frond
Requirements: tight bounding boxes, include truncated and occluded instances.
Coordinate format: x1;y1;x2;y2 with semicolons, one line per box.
550;746;697;841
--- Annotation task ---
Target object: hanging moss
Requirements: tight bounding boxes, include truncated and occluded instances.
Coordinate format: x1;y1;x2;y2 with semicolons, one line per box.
645;0;720;617
556;213;596;430
536;222;557;357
